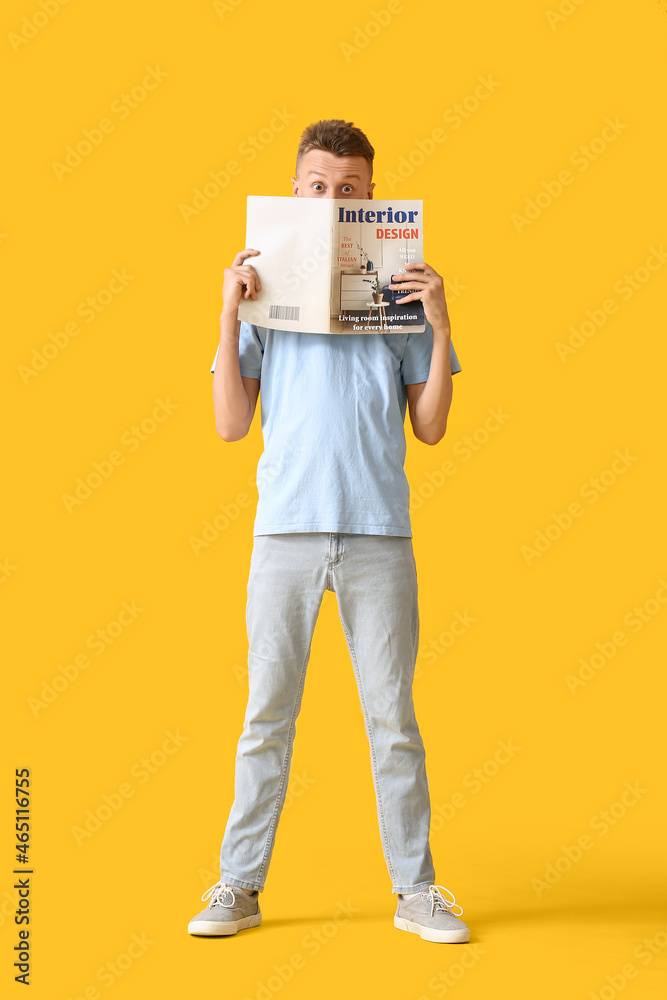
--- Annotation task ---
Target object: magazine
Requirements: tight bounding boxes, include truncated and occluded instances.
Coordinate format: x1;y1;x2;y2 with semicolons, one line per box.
237;196;425;334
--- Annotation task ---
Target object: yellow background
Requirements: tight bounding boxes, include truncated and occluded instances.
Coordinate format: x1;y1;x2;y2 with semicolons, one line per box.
3;0;666;996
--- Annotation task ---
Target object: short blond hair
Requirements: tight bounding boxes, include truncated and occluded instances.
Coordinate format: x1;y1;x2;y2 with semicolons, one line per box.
295;119;375;178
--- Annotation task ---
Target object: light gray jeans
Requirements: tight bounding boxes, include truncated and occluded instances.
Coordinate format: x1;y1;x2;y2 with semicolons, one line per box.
219;531;436;894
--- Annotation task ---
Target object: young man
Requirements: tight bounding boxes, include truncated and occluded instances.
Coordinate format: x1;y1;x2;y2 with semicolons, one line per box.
188;120;469;944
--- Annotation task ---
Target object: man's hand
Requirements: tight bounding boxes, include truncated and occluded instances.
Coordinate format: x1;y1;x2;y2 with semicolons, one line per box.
389;261;450;331
222;248;262;314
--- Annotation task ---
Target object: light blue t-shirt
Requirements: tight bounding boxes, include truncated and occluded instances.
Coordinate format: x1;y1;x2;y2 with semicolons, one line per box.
210;321;461;537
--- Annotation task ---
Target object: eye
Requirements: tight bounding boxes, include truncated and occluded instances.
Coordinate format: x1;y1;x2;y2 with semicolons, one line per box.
342;185;353;193
313;182;324;191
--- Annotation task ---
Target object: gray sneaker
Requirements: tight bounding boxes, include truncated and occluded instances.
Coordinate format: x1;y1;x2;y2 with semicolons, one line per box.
188;881;262;936
394;883;470;943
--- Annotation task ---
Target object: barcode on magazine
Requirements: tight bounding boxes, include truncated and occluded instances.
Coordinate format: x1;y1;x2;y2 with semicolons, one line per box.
268;304;300;321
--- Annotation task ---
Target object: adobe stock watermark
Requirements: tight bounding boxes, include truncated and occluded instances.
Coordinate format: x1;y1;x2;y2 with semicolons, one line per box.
545;0;588;30
178;108;296;223
8;0;72;53
416;944;486;999
565;578;667;694
587;923;667;1000
51;66;169;181
17;268;135;384
198;851;229;889
1;886;27;929
61;397;179;513
63;932;154;998
521;448;639;566
555;245;667;361
70;730;189;846
213;0;246;19
340;0;413;62
409;406;512;514
511;117;629;233
385;75;502;192
27;600;145;716
190;437;302;554
441;277;467;305
530;781;648;898
240;900;359;1000
189;495;253;553
431;740;521;832
0;557;18;584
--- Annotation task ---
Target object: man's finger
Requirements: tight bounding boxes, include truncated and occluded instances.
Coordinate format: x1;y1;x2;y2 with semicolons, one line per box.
239;264;261;285
236;262;261;296
406;262;440;280
406;260;437;273
391;270;428;280
232;248;261;267
390;277;427;288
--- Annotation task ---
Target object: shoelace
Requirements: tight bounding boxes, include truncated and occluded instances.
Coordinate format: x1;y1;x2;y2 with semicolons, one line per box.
201;882;238;909
420;884;464;917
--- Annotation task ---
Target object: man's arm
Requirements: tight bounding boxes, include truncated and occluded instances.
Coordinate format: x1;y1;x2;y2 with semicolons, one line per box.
391;261;454;446
405;330;453;445
213;249;262;442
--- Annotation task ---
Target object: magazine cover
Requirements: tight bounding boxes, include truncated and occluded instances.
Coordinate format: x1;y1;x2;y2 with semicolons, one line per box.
237;196;425;334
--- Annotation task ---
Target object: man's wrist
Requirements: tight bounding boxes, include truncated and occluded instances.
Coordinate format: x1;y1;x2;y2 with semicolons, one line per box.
431;318;451;338
220;307;241;340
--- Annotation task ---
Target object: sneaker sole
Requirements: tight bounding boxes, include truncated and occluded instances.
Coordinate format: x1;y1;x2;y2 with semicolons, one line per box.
394;915;470;944
188;912;262;936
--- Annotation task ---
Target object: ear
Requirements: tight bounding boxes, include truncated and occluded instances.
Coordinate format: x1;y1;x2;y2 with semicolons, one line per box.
291;176;299;197
368;180;376;200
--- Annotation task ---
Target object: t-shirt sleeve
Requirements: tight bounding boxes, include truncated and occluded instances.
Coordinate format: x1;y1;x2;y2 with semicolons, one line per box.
400;322;462;384
210;321;264;377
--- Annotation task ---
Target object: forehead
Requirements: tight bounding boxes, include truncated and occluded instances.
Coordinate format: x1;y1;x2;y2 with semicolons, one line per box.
298;149;370;179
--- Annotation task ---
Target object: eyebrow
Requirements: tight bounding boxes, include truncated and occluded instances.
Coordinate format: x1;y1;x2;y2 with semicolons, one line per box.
307;171;361;179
